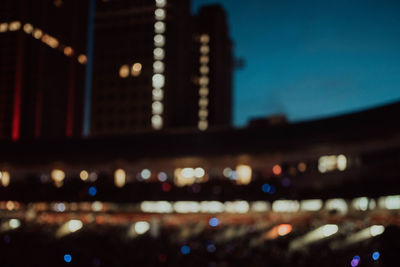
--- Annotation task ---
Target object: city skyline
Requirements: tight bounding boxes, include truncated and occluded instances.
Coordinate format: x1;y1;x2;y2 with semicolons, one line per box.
193;0;400;126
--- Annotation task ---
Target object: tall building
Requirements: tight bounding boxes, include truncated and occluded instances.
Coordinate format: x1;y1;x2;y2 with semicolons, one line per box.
193;5;233;130
91;0;193;136
0;0;88;141
90;0;233;136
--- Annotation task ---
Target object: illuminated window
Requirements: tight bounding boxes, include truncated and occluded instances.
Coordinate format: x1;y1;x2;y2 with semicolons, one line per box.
198;109;208;118
152;88;164;101
153;48;165;60
200;45;210;54
63;46;73;56
152;101;163;114
131;63;142;77
198;120;208;131
33;29;43;39
0;23;7;32
200;56;209;64
119;64;130;78
114;169;126;188
155;8;166;20
155;0;167;8
78;54;87;64
200;66;209;74
23;23;33;34
153;61;165;73
154;21;166;34
199;76;209;86
235;165;252;185
199;98;208;107
200;34;210;43
152;115;163;129
152;74;165;88
9;21;21;31
154;34;165;47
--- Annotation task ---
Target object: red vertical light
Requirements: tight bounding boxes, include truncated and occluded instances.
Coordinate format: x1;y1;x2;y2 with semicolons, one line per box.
11;31;24;141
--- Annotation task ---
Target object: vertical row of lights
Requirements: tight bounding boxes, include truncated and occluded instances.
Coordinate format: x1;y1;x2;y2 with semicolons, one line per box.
152;0;167;130
198;34;210;131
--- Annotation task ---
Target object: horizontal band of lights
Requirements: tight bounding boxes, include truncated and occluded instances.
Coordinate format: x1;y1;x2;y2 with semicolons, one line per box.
151;0;167;130
1;197;399;214
0;21;87;64
198;34;210;131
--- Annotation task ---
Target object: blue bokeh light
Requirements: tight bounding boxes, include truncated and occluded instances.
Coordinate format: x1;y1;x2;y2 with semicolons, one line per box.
64;254;72;263
351;255;360;267
262;183;271;193
207;243;216;253
209;217;219;227
372;251;380;261
88;186;97;196
180;245;190;255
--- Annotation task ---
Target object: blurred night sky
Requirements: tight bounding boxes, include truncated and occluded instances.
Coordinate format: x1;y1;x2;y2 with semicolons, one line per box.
192;0;400;127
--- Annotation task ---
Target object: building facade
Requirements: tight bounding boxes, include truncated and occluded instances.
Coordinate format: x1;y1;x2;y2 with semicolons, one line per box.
0;0;88;141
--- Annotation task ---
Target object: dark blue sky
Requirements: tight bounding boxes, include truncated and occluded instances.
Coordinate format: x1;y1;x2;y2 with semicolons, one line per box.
192;0;400;127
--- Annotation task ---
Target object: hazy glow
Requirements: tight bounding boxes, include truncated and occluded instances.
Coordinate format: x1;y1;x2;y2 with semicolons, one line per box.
152;115;163;129
278;224;293;236
152;88;164;101
199;109;208;118
381;195;400;210
119;64;130;78
352;197;369;211
131;63;142;77
235;165;252;185
68;220;83;232
9;21;21;31
200;65;210;74
155;0;167;8
297;162;307;172
33;29;43;39
325;198;348;214
199;87;209;96
23;23;33;34
0;171;10;187
290;224;338;251
79;170;89;181
194;167;205;178
152;74;165;88
154;34;165;47
0;23;7;32
225;201;249;213
77;54;87;64
152;101;163;114
300;199;323;211
141;169;151;180
370;225;385;236
272;164;282;176
199;76;209;86
154;21;166;34
114;169;126;187
51;169;65;185
223;168;233;178
198;120;208;131
251;201;270;212
155;8;166;20
200;201;225;213
63;46;73;56
135;221;150;234
92;201;103;212
140;201;173;213
174;201;200;213
272;200;300;212
200;34;210;43
9;219;21;229
153;47;165;60
200;45;210;54
181;168;195;178
200;56;209;64
153;61;164;73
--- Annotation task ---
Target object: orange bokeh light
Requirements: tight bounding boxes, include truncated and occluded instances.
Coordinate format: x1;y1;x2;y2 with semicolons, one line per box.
272;164;282;176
